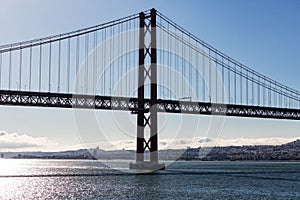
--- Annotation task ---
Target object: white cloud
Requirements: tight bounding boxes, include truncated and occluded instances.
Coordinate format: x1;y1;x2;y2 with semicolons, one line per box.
0;130;298;152
162;137;300;149
215;137;300;147
84;136;300;151
0;131;57;151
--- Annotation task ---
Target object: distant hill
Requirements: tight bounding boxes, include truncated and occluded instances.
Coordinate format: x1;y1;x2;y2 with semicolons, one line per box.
1;140;299;161
178;139;300;161
282;139;300;147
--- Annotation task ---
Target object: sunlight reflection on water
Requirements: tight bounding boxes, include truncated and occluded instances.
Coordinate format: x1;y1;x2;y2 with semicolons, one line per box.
0;159;299;199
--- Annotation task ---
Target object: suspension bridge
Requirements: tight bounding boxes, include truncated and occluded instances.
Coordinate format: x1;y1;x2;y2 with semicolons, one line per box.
0;8;299;170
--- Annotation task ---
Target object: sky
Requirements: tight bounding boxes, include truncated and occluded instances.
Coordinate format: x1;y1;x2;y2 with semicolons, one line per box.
0;0;300;152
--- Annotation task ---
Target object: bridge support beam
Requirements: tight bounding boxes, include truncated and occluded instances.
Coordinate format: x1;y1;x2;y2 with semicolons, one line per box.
135;10;146;163
130;8;165;171
150;7;158;163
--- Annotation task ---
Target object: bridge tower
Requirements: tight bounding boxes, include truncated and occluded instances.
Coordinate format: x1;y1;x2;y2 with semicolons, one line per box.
129;8;165;170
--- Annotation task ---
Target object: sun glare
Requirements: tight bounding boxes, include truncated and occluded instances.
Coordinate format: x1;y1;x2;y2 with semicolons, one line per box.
0;159;31;176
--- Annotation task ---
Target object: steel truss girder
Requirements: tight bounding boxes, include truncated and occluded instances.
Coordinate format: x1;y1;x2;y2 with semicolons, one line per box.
1;90;300;120
158;99;300;120
0;90;145;111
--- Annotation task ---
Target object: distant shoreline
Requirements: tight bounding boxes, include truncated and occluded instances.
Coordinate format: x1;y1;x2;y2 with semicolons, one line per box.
1;139;299;161
1;157;300;163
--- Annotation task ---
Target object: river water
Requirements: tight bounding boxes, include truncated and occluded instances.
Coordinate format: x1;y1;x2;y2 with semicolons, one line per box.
0;159;299;199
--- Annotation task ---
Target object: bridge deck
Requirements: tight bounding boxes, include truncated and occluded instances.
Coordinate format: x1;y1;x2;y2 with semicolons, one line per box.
1;90;299;120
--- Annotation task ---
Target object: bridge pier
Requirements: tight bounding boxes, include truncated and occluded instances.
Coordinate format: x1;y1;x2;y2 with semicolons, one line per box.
129;8;165;171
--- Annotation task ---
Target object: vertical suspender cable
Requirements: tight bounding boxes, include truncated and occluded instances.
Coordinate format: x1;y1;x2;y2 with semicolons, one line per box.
104;28;106;95
19;49;22;90
263;79;266;106
169;22;172;99
290;92;292;108
274;85;277;107
234;64;236;104
279;86;281;107
188;34;192;99
286;87;288;108
159;22;162;98
120;23;123;96
131;21;134;95
167;22;169;99
196;44;199;101
284;88;286;108
39;45;42;92
257;77;260;106
116;25;119;96
209;50;211;102
136;19;139;95
203;46;206;102
133;20;136;96
246;70;249;105
109;27;112;96
0;53;2;88
9;49;12;90
280;88;282;107
215;53;218;103
93;31;97;95
175;27;178;99
48;42;52;92
290;91;293;108
162;26;165;98
240;68;242;104
58;39;61;92
125;24;127;96
134;19;137;96
221;56;224;103
125;22;128;96
76;35;79;91
182;32;184;99
268;82;272;107
85;34;89;94
29;46;32;91
182;32;186;97
135;19;137;95
76;36;80;93
67;38;70;93
252;74;254;105
227;60;230;103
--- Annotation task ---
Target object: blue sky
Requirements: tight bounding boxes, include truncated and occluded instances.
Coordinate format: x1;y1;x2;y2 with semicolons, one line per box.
0;0;299;151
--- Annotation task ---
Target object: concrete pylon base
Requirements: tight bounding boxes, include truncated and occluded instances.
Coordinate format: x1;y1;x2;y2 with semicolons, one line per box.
129;161;165;171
